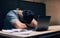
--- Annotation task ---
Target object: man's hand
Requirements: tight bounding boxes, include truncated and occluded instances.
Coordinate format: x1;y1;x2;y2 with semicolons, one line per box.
27;19;38;28
25;18;38;29
17;23;27;29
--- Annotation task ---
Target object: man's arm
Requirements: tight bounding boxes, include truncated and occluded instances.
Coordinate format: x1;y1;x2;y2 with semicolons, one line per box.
6;10;27;29
12;20;27;29
28;18;38;28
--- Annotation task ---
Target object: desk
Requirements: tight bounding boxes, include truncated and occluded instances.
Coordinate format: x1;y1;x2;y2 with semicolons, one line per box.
0;25;60;38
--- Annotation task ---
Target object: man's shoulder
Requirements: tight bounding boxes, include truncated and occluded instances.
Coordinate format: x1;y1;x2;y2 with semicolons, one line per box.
10;8;19;13
7;8;19;14
13;8;19;13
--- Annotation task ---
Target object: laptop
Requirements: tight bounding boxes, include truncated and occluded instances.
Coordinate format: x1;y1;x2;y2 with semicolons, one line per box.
35;16;51;31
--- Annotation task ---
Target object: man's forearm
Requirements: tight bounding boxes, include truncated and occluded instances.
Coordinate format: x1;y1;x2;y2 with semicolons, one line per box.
11;20;27;29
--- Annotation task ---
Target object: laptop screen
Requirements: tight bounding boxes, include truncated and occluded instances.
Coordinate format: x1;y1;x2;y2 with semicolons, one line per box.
35;16;51;31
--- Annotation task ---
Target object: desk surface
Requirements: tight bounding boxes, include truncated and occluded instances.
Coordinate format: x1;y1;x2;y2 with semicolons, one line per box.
0;25;60;38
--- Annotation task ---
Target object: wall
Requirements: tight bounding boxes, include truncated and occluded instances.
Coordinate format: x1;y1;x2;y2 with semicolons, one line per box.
44;0;60;25
23;0;43;2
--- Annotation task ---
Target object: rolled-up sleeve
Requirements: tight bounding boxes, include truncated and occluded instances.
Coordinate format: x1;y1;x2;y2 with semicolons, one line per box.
6;10;19;23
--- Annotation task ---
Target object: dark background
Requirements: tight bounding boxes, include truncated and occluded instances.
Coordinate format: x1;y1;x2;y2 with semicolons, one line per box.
0;0;18;30
0;0;46;30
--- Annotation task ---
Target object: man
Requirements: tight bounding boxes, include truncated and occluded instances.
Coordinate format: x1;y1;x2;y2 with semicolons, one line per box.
3;8;38;29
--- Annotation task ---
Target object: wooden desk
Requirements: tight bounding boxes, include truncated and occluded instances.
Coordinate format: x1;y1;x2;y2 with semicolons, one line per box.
0;25;60;38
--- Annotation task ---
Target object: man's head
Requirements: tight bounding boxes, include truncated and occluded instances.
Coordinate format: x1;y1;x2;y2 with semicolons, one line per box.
23;10;34;24
18;10;34;24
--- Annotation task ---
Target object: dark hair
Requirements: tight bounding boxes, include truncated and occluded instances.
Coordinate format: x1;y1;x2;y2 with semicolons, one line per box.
23;10;34;24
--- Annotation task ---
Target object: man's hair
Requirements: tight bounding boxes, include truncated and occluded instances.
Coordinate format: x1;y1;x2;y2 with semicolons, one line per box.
23;10;34;24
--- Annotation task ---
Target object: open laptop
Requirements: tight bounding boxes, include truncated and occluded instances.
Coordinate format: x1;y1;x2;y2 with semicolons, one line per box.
35;16;51;31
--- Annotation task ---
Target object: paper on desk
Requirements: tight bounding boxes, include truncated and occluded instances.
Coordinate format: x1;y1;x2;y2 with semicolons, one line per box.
2;29;33;35
2;30;13;32
2;29;23;32
12;30;33;35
